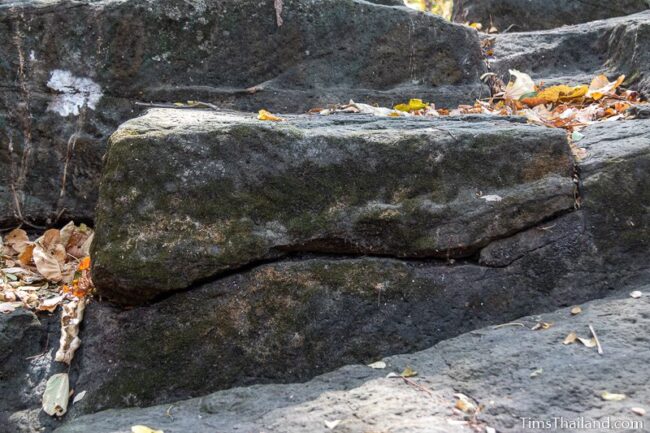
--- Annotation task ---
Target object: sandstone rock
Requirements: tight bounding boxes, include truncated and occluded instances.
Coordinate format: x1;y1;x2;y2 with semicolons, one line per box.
55;292;650;433
453;0;650;31
577;119;650;267
91;111;574;304
0;310;63;433
0;0;486;227
62;118;648;417
487;11;650;95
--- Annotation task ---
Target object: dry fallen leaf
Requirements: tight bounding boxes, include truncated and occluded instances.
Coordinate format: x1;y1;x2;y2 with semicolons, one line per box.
33;245;63;282
324;420;341;430
578;337;597;348
37;295;65;313
258;109;284;121
563;331;578;344
42;373;70;416
587;74;625;101
367;361;386;369
600;391;626;401
400;366;418;378
504;70;536;101
5;229;30;254
72;390;87;404
571;306;582;315
532;321;553;331
394;98;428;112
131;426;164;433
631;407;646;416
453;393;477;414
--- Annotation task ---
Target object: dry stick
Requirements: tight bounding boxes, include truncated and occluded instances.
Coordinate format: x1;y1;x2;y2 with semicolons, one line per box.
134;101;220;110
400;376;434;396
589;324;603;355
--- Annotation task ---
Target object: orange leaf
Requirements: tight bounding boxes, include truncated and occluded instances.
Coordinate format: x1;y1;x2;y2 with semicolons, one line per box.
78;257;91;271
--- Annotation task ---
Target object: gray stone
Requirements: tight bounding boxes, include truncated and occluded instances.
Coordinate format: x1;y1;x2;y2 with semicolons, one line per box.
0;0;487;227
487;11;650;95
55;292;650;433
453;0;650;31
0;310;63;433
91;111;574;304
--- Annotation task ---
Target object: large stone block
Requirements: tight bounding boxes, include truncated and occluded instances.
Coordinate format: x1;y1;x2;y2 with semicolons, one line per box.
0;0;487;226
91;111;574;303
488;11;650;95
453;0;650;31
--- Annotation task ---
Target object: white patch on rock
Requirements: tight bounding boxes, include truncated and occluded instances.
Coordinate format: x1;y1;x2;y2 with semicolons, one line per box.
480;194;503;202
46;69;103;117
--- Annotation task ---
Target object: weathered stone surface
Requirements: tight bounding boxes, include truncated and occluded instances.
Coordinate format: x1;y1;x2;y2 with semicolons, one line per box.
55;292;650;433
453;0;650;31
91;111;574;304
577;119;650;267
59;118;646;419
0;0;487;227
488;11;650;95
70;235;625;416
0;310;63;433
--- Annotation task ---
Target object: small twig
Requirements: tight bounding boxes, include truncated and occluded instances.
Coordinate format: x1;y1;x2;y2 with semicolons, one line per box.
165;404;175;421
134;101;220;110
589;324;603;355
492;322;525;329
400;376;433;396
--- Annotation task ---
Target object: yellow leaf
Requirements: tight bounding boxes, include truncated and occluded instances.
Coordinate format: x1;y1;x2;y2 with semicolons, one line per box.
601;391;626;401
536;85;588;103
257;109;284;121
587;74;625;100
400;366;417;377
131;426;164;433
394;99;428;112
570;306;582;315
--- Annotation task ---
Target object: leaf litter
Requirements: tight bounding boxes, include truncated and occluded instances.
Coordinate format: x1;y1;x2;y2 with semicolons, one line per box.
299;71;647;161
1;222;96;417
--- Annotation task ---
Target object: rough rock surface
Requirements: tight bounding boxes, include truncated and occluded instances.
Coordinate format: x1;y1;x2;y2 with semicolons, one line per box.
56;292;650;433
487;11;650;94
0;0;487;227
0;310;63;433
453;0;650;31
56;117;647;417
91;111;574;304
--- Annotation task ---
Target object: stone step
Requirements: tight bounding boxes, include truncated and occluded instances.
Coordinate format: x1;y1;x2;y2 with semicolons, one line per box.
56;290;650;433
0;0;487;227
453;0;649;31
487;11;650;96
91;111;575;304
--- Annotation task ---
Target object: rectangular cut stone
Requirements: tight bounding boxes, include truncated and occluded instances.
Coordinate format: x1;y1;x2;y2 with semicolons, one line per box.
92;110;574;303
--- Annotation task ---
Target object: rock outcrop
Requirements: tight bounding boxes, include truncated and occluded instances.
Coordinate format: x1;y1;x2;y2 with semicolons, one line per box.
0;0;487;227
56;292;650;433
91;111;574;304
487;11;650;95
55;116;645;417
453;0;650;31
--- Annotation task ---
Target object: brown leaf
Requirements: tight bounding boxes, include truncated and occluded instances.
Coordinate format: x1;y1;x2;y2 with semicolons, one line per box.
33;245;63;282
5;229;30;254
18;244;35;267
563;331;577;345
